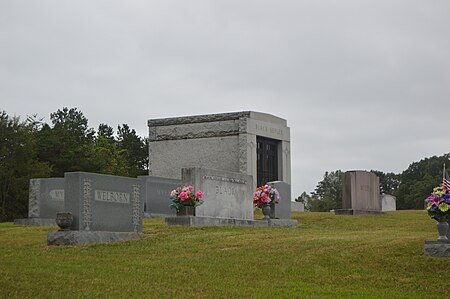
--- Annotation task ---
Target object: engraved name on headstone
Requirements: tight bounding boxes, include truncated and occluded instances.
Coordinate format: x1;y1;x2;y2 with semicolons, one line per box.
49;189;65;201
95;190;130;203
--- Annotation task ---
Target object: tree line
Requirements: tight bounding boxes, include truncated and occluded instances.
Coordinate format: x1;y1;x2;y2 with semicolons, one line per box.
0;108;148;221
297;154;450;211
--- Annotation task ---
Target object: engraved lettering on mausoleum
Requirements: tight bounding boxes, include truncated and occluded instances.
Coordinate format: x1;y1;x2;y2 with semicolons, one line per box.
203;175;247;184
255;124;283;136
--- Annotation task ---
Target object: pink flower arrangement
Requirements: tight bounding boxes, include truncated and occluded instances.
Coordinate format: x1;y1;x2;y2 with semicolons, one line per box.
169;185;204;211
253;184;280;208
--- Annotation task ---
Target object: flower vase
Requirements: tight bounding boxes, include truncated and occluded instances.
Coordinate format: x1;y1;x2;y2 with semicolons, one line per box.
177;205;195;217
56;212;73;231
448;219;450;238
261;204;271;220
437;220;449;241
269;204;276;219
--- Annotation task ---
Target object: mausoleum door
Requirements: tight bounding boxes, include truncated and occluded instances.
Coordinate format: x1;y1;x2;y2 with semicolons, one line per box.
256;137;279;186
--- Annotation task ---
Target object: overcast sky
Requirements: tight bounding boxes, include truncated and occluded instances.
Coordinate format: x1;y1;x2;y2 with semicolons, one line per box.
1;1;450;198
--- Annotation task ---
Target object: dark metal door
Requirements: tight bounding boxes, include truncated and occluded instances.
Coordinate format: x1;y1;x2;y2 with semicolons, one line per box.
257;137;279;186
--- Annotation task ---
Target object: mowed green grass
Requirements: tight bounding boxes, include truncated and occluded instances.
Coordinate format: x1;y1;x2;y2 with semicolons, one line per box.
1;211;449;298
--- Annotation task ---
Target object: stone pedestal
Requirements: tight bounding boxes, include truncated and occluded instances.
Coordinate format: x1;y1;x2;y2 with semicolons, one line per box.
424;240;450;257
165;216;298;227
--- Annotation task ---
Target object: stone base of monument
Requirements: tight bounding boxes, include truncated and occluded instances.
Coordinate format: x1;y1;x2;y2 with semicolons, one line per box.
334;209;385;215
14;218;56;226
424;240;450;257
144;212;175;218
47;231;142;246
165;216;298;227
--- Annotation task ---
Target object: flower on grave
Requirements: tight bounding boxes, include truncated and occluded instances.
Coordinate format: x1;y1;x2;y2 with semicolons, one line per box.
179;191;189;201
424;185;450;222
253;184;281;208
169;185;204;211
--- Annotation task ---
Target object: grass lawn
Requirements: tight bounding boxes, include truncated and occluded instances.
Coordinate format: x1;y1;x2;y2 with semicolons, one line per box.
0;210;449;298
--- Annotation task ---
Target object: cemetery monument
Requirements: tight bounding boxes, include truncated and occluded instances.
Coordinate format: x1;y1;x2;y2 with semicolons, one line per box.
291;201;305;212
47;172;143;245
138;175;181;217
14;178;64;226
335;170;383;215
165;167;298;227
148;111;295;224
148;111;291;190
381;194;397;211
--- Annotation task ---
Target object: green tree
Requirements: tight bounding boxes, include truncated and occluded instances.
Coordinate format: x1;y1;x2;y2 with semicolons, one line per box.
309;170;343;211
0;107;152;221
117;124;148;177
50;107;95;142
296;191;309;203
92;134;130;176
35;108;149;178
371;170;400;195
305;194;335;212
98;123;115;142
36;107;96;176
394;154;450;209
0;111;51;221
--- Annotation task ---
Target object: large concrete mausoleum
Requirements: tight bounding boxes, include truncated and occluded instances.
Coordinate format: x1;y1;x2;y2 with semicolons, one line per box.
147;111;291;190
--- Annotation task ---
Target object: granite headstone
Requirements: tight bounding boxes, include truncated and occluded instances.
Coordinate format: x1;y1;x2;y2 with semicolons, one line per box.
181;167;254;220
381;194;396;211
291;201;305;212
267;181;292;219
336;170;382;215
14;178;64;226
138;175;181;217
64;172;143;232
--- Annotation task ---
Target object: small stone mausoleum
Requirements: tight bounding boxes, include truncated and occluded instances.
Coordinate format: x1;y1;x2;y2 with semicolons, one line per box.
147;111;291;189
